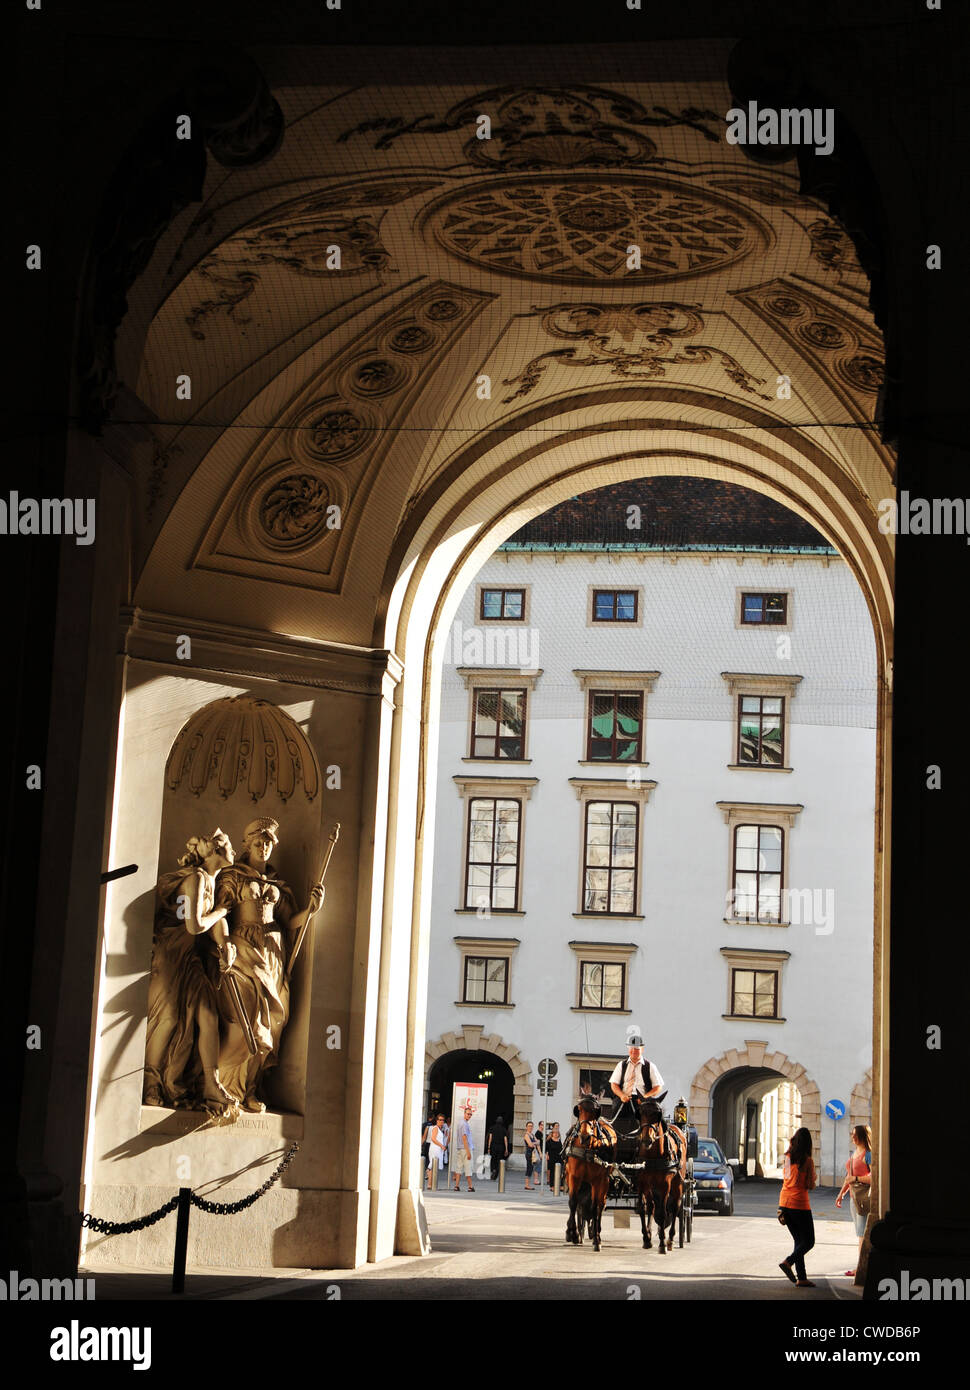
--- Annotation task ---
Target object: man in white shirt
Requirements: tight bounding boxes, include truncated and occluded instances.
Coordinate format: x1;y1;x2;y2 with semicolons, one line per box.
452;1105;476;1192
609;1032;664;1125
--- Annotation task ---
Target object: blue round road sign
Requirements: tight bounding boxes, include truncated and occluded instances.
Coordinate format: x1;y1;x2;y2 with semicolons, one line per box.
825;1098;846;1120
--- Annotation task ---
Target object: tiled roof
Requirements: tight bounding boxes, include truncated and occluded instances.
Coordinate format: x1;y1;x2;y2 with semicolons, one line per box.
502;477;834;551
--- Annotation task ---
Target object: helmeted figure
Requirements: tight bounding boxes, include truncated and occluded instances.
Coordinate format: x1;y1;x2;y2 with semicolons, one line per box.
213;817;323;1112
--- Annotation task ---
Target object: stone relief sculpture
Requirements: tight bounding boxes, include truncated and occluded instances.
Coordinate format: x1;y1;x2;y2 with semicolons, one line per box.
212;817;324;1114
143;829;238;1116
143;816;336;1121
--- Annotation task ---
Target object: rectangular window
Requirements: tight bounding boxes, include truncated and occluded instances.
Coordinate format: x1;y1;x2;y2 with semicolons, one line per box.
463;955;509;1004
738;695;785;766
587;691;643;761
575;1067;615;1106
741;592;788;625
731;968;778;1017
583;800;638;914
732;824;783;922
471;688;527;759
593;589;638;622
580;961;626;1010
480;588;525;621
465;798;521;912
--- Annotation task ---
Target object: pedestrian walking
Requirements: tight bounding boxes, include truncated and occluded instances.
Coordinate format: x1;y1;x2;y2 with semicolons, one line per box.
452;1105;476;1192
486;1114;509;1180
545;1123;563;1186
425;1112;447;1189
778;1127;817;1288
524;1121;540;1190
835;1124;872;1276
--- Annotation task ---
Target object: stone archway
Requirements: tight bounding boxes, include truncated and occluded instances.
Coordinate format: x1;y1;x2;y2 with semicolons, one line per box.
425;1026;533;1160
850;1069;873;1130
689;1041;822;1160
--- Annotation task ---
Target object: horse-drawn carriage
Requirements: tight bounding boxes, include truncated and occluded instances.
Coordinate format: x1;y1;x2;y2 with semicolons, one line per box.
563;1093;698;1254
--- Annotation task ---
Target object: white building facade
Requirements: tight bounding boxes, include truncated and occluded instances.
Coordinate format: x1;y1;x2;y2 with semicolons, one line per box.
425;534;876;1184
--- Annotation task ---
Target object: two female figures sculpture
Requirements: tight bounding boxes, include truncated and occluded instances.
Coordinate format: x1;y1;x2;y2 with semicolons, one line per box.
143;817;324;1120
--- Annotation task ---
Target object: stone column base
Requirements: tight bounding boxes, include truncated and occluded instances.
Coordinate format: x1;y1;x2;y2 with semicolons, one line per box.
864;1212;970;1299
395;1187;431;1256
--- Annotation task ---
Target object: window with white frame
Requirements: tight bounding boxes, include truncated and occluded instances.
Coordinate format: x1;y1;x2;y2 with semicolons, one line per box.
722;673;802;771
454;776;538;914
716;801;804;925
721;946;790;1020
570;777;657;918
569;941;636;1015
454;935;520;1008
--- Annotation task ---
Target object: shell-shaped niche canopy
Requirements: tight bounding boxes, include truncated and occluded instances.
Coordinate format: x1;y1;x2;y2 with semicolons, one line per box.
165;695;320;803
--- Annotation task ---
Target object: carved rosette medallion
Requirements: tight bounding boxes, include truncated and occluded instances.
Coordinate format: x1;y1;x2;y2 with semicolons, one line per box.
799;320;847;350
422;176;768;285
387;323;436;354
288;399;380;466
734;280;886;419
242;459;346;555
839;354;884;392
342;357;408;397
426;298;464;321
259;474;331;546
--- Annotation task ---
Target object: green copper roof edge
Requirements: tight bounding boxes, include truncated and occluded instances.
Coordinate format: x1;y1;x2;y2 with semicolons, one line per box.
497;541;839;555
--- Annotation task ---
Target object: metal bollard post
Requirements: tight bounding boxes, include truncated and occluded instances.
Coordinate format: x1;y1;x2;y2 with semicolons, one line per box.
498;1159;506;1193
553;1163;562;1196
429;1161;438;1191
171;1187;192;1294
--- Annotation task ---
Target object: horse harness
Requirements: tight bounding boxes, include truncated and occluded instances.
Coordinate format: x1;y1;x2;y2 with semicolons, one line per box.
639;1118;686;1174
563;1117;617;1167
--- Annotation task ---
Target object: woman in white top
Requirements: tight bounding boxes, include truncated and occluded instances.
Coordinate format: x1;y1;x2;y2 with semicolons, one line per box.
425;1113;447;1187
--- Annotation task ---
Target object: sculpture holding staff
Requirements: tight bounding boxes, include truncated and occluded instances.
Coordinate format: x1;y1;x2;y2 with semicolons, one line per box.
213;818;335;1112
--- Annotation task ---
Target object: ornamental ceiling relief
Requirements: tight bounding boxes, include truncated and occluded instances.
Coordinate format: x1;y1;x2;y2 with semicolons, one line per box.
136;82;889;610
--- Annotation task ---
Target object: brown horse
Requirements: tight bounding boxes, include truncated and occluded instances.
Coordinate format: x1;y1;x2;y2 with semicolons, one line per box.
635;1097;686;1255
563;1099;615;1251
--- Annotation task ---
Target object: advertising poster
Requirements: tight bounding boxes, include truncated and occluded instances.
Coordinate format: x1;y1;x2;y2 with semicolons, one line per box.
449;1082;488;1180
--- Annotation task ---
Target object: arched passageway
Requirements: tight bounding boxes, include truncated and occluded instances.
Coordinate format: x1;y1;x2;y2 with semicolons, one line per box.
427;1051;515;1137
710;1068;803;1180
18;41;912;1281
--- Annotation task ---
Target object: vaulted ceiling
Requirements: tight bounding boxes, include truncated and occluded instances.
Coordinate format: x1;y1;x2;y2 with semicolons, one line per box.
122;52;892;648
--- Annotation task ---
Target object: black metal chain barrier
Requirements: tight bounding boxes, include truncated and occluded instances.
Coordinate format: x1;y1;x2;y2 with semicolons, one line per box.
79;1142;300;1233
189;1143;300;1215
80;1195;181;1235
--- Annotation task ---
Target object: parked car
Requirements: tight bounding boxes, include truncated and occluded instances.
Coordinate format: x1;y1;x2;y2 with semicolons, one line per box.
693;1137;735;1215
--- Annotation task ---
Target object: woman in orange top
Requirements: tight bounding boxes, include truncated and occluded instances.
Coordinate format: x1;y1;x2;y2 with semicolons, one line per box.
778;1127;817;1288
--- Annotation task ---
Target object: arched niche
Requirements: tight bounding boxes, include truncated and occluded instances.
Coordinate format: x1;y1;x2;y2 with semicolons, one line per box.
152;693;324;1116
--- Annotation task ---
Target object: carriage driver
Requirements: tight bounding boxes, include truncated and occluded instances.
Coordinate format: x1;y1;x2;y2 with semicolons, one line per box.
609;1030;664;1126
